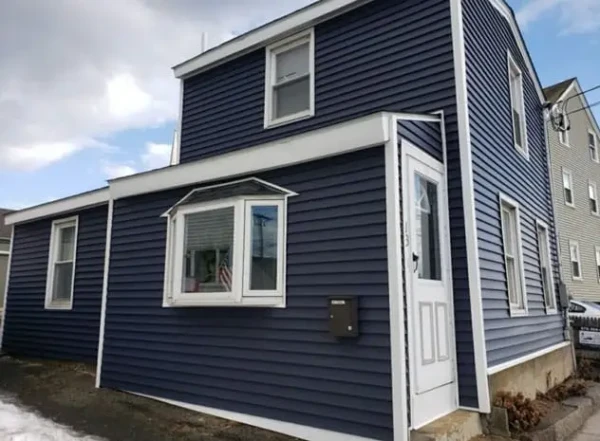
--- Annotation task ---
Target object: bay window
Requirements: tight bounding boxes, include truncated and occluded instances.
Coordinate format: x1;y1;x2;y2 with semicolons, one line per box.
163;178;294;307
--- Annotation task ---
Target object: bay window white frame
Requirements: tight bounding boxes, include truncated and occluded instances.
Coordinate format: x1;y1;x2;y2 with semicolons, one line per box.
264;28;315;129
507;52;528;159
569;240;583;281
45;216;79;310
163;195;288;307
535;220;556;313
499;194;527;316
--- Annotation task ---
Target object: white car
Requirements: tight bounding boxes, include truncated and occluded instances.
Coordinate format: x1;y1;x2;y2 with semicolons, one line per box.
568;300;600;319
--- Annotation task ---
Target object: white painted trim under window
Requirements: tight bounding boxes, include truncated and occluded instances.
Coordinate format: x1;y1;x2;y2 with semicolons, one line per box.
95;199;113;388
499;193;528;316
109;112;390;200
449;0;490;413
589;129;599;163
44;216;79;310
129;390;380;441
4;188;109;226
0;228;15;351
487;341;571;375
264;28;315;129
569;240;583;281
384;115;409;441
535;219;557;314
562;168;575;208
507;52;528;160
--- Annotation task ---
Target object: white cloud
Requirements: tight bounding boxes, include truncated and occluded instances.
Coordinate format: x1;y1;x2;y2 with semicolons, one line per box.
102;163;137;179
142;142;172;170
0;0;317;172
517;0;600;34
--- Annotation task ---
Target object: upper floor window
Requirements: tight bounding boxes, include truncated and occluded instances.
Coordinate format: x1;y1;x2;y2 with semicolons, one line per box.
162;178;295;307
45;216;78;310
507;53;527;158
590;181;599;215
559;129;570;146
595;246;600;283
264;29;315;129
500;195;527;315
590;131;599;163
570;240;582;280
536;221;556;312
562;168;574;207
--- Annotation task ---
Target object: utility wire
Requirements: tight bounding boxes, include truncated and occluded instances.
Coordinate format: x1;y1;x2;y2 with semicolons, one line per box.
567;100;600;117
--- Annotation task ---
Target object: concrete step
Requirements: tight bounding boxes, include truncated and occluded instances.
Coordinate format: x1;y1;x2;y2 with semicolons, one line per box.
412;410;483;441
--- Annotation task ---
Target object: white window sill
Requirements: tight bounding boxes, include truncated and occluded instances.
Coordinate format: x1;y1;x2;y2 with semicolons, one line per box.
545;308;559;315
560;142;571;148
45;302;73;311
264;110;314;130
509;309;528;317
514;145;529;160
163;296;285;308
572;277;583;282
565;202;576;209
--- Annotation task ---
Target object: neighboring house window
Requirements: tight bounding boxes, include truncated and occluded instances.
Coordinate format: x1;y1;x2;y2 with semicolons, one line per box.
590;181;599;215
163;178;294;307
562;168;575;207
570;240;582;280
264;29;315;128
559;129;570;146
596;246;600;283
536;221;556;312
507;53;527;158
590;131;599;163
500;195;527;314
45;216;78;309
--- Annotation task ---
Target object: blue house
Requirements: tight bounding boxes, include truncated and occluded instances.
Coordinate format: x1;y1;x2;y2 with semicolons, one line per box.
0;0;573;440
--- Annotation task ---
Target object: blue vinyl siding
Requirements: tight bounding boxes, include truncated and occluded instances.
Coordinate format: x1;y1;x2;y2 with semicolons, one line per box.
2;205;107;362
399;119;443;162
101;148;394;440
463;0;565;367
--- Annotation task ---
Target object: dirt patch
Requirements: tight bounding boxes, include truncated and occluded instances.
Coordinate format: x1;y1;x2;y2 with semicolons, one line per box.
0;355;298;441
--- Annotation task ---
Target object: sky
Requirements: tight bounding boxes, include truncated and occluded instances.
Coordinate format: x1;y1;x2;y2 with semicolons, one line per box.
0;0;599;210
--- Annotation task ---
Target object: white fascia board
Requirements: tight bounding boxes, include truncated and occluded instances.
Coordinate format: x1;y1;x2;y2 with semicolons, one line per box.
172;0;372;79
109;112;390;200
4;188;110;226
489;0;545;103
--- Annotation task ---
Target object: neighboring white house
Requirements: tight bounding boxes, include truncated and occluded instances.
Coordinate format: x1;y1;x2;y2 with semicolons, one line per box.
545;78;600;301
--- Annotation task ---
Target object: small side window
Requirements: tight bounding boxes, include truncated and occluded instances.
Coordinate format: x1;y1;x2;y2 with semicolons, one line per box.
590;181;599;215
536;221;556;313
559;129;570;146
570;240;582;280
562;168;575;207
45;217;78;310
507;53;528;158
500;194;527;315
589;131;599;163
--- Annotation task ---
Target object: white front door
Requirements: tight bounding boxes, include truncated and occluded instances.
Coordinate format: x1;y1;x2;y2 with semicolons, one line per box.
403;142;457;429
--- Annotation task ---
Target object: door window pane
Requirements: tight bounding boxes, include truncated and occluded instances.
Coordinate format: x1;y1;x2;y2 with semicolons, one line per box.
414;174;441;280
249;205;279;290
183;207;234;293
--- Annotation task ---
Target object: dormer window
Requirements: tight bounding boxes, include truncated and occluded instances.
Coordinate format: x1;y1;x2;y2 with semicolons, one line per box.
507;53;528;159
264;29;315;128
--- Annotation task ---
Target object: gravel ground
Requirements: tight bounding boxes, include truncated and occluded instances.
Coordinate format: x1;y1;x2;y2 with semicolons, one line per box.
0;355;297;441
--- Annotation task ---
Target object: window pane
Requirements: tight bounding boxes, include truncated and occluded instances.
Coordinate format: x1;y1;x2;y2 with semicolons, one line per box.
565;188;573;204
276;43;309;83
274;77;310;119
506;258;518;305
563;172;571;189
183;207;234;293
58;226;75;261
501;207;515;255
53;261;73;301
414;174;441;280
572;262;581;279
590;133;596;148
513;109;523;147
249;205;279;291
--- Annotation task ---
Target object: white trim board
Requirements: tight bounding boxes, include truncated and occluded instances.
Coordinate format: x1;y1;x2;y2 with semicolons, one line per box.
128;391;380;441
487;341;571;375
0;228;15;351
4;188;109;226
449;0;490;413
110;112;390;199
95;199;114;388
172;0;373;78
384;115;409;441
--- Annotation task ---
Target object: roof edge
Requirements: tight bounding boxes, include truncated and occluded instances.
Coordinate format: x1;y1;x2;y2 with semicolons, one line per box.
4;188;110;226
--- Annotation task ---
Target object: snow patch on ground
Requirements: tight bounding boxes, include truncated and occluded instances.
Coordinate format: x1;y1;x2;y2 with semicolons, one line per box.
0;395;103;441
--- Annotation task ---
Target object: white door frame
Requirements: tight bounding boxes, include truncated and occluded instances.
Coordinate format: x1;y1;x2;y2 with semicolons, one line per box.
401;140;458;429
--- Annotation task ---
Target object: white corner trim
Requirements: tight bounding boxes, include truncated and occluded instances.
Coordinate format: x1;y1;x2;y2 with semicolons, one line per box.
384;115;408;441
110;112;390;200
128;391;380;441
450;0;490;413
488;0;544;104
4;188;109;226
170;80;183;166
487;341;571;375
172;0;373;78
44;216;79;311
95;199;114;388
0;228;15;351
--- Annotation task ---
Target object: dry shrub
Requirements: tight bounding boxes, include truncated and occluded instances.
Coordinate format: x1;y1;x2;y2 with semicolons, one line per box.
537;379;587;402
577;357;600;381
494;391;544;433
